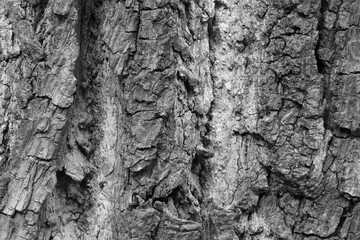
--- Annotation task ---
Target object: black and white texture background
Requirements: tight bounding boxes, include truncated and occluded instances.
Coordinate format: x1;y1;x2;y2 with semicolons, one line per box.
1;0;360;239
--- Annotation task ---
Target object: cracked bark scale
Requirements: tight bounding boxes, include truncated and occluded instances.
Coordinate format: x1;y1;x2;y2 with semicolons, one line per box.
0;0;360;239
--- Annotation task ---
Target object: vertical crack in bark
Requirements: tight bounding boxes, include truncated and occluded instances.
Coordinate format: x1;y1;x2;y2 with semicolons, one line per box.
315;0;328;75
333;199;359;238
31;0;50;31
316;0;334;135
73;0;85;90
38;0;103;238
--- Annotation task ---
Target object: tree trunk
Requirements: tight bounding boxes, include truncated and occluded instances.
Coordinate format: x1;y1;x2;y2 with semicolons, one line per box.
0;0;359;239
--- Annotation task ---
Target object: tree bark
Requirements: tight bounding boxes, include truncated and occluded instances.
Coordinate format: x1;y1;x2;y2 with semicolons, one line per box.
1;0;360;239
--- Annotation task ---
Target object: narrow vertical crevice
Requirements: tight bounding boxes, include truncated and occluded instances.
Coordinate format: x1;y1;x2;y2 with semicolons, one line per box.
72;0;104;155
74;0;85;85
207;12;220;48
40;0;103;238
315;0;335;133
31;0;50;31
332;199;359;237
191;150;213;190
0;122;10;171
315;0;328;74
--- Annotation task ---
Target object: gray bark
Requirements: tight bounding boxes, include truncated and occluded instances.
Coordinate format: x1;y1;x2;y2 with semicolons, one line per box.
0;0;359;239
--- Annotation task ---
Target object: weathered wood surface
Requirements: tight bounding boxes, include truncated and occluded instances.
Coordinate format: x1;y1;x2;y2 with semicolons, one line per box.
1;0;360;239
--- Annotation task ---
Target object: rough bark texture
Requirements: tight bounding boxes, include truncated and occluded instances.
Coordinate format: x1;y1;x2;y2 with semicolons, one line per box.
1;0;360;239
